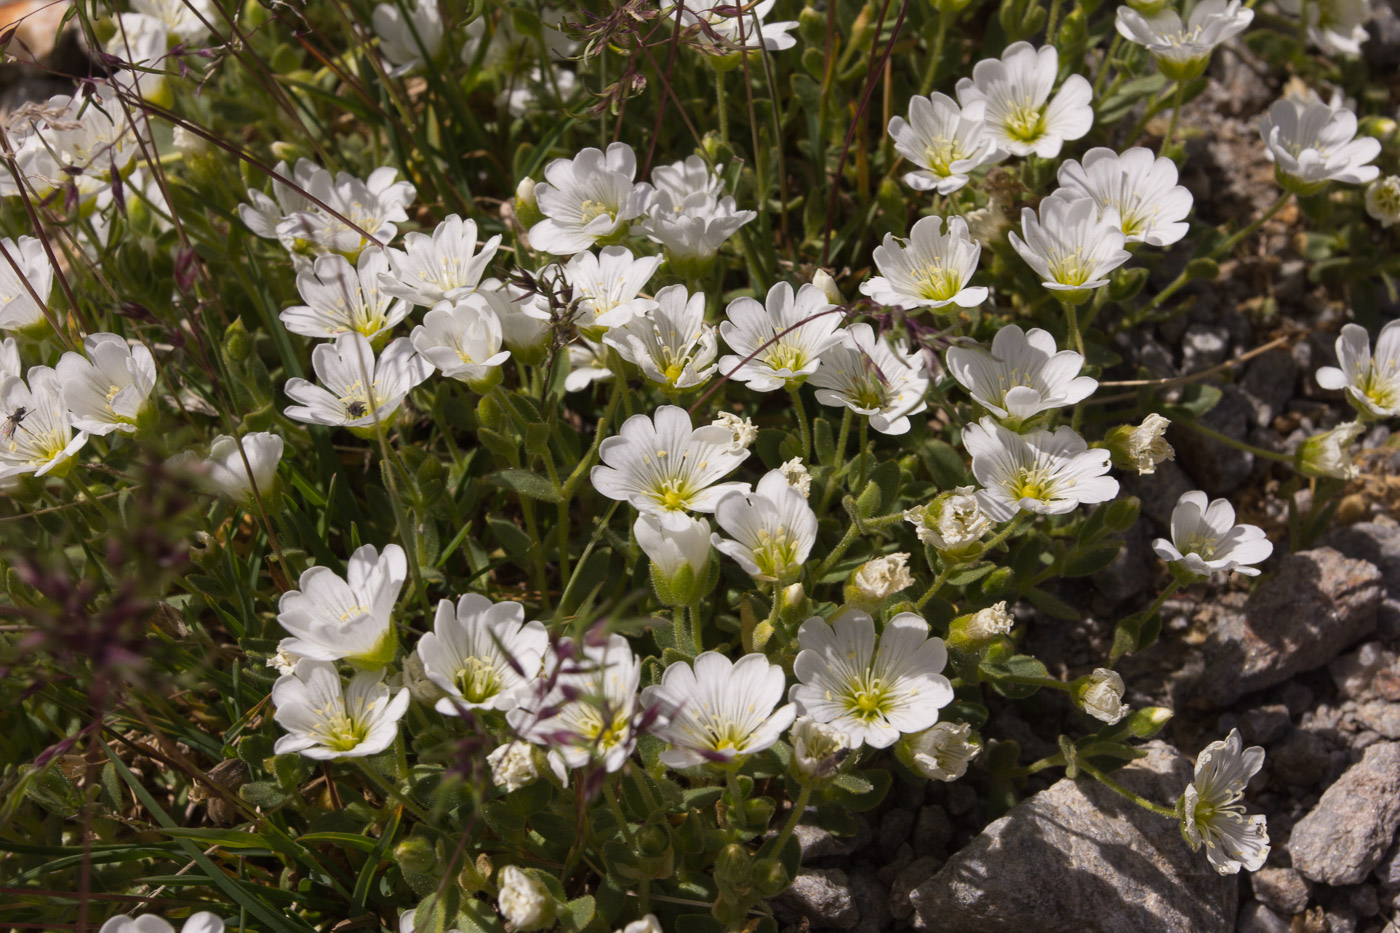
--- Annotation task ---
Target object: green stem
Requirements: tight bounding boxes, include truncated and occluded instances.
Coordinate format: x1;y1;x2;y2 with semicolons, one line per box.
768;782;813;857
673;604;690;654
716;68;730;146
355;758;431;823
818;409;853;515
1044;0;1065;41
689;599;704;655
918;14;951;96
1078;760;1179;819
604;779;637;849
1138;576;1183;626
857;418;870;488
1092;35;1123;98
790;387;812;461
915;561;953;610
1062;298;1085;357
998;673;1075;692
813;523;861;580
983;513;1030;553
724;769;748;830
67;472;118;524
1159;81;1184;156
1180;418;1294;463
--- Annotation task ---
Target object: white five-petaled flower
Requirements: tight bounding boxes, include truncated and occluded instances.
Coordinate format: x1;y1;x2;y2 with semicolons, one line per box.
276;164;417;262
1114;0;1254;80
529;143;654;255
673;0;799;51
1011;196;1131;303
903;721;980;782
955;42;1094;159
56;333;158;436
604;284;718;392
1276;0;1370;55
652;155;725;203
1295;420;1364;479
1366;176;1400;228
904;486;992;551
99;914;224;933
790;610;954;749
641;190;756;275
809;323;930;435
1315;320;1400;419
1152;490;1273;577
565;338;614;393
410;295;512;392
200;432;284;504
718;282;844;392
888;93;1001;194
237;158;320;249
964;417;1119;521
416;594;548;717
1078;668;1129;724
1180;729;1270;875
562;246;662;334
0;235;55;335
280;251;411;343
860;216;988;312
272;659;410;760
642;652;796;769
283;332;432;432
372;0;443;75
591;404;751;528
497;866;556;932
711;470;819;584
1050;147;1194;247
635;513;712;582
1258;97;1380;195
380;214;501;308
277;543;406;668
0;366;89;480
946;324;1097;427
7;88;140;201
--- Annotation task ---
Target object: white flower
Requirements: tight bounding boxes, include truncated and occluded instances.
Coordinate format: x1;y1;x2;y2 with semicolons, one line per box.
641;192;756;273
1295;420;1364;479
1010;197;1131;302
790;610;954;749
1115;0;1254;80
497;285;554;363
0;338;18;383
372;0;443;74
101;15;169;100
604;284;718;391
202;432;284;503
809;323;930;435
718;282;844;392
283;333;432;432
1180;729;1270;875
642;652;796;768
778;457;811;497
812;269;843;305
507;633;650;777
635;513;712;581
99;914;224;933
487;741;542;793
55;333;157;436
0;236;54;334
1276;0;1370;55
615;916;662;933
964;417;1119;521
1259;97;1380;195
904;486;992;551
238;158;322;246
497;866;555;931
955;42;1093;159
946;324;1097;426
859;216;987;312
1315;320;1400;419
530;143;654;255
280;251;411;343
904;721;980;781
130;0;216;42
964;602;1015;641
380;215;501;308
791;716;850;780
410;295;512;392
712;411;757;451
1152;490;1273;577
852;553;915;600
591;404;750;528
1366;176;1400;228
272;659;409;760
1050;147;1193;247
564;246;662;333
565;338;613;393
712;471;819;583
1114;413;1176;474
276;543;406;668
9;88;140;200
1079;668;1128;724
674;0;799;51
273;164;416;262
652;155;724;202
0;368;85;481
416;594;548;716
499;66;581;118
888;93;1001;194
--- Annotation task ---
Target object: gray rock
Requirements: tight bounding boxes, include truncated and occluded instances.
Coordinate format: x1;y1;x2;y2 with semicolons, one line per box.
1350;884;1380;918
1290;742;1400;886
1272;730;1332;786
1324;519;1400;592
1181;324;1231;373
1251;865;1310;914
1170;384;1257;495
909;742;1235;933
788;814;871;860
890;857;941;920
1130;459;1197;527
913;804;953;858
876;807;914;858
1241;349;1300;428
1332;643;1397;702
848;872;890;933
1355;702;1400;740
1326;906;1359;933
1197;549;1385;706
1239;705;1293;745
774;868;859;930
1375;839;1400;889
1238;902;1291;933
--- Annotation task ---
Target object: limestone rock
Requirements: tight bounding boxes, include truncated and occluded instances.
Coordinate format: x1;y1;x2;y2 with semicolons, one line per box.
1289;742;1400;886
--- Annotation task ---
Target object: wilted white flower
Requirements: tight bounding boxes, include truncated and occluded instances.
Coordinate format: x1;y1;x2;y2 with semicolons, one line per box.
642;652;796;768
964;417;1119;521
1115;0;1254;80
1259;97;1380;195
0;366;88;480
641;191;756;277
634;512;712;605
852;553;915;600
712;471;818;584
790;610;954;749
272;659;409;760
1315;320;1400;419
1364;176;1400;228
1050;147;1193;246
1276;0;1370;55
563;246;662;334
99;914;223;933
1010;197;1131;303
283;333;432;434
718;282;844;392
380;214;501;307
1078;668;1128;724
711;411;757;451
778;457;811;497
791;716;850;781
1152;490;1273;577
497;866;556;931
946;324;1097;427
487;741;542;793
280;251;411;343
956;42;1093;159
530;143;654;255
904;486;992;551
902;721;980;782
888;93;1001;194
0;236;55;335
673;0;799;51
56;333;158;436
201;432;284;504
809;323;930;435
1180;729;1270;874
273;164;417;261
604;284;718;392
417;594;547;716
277;543;406;668
859;216;987;312
410;295;512;392
1294;420;1364;479
962;601;1015;641
1110;413;1176;474
372;0;443;74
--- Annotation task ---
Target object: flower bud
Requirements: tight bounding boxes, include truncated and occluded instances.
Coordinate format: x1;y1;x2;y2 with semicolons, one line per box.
1294;421;1363;480
791;716;850;784
714;843;753;901
496;866;556;932
1074;668;1129;724
778;582;810;628
1125;706;1173;739
1104;414;1175;475
948;601;1015;649
752;858;791;897
812;269;844;305
514;177;542;229
897;721;981;781
394;835;437;876
1124;0;1170;13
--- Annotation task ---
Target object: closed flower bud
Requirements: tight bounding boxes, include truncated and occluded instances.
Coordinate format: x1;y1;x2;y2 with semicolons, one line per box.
514;177;542;229
752;858;791;897
812;269;844;305
714;843;753;900
1126;706;1173;739
394;835;437;876
1104;414;1175;475
1294;421;1363;480
1075;668;1129;724
496;866;555;931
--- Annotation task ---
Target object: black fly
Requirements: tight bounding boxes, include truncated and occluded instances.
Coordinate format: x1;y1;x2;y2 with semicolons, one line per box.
1;406;28;441
346;400;367;418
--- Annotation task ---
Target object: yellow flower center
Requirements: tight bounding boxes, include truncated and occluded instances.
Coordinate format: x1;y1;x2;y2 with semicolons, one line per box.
580;199;615;225
456;656;503;704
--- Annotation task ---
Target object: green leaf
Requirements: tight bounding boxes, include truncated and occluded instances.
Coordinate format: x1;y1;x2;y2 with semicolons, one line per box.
559;896;596;933
487;516;536;558
1024;586;1077;620
488;468;561;503
1062;540;1123;577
